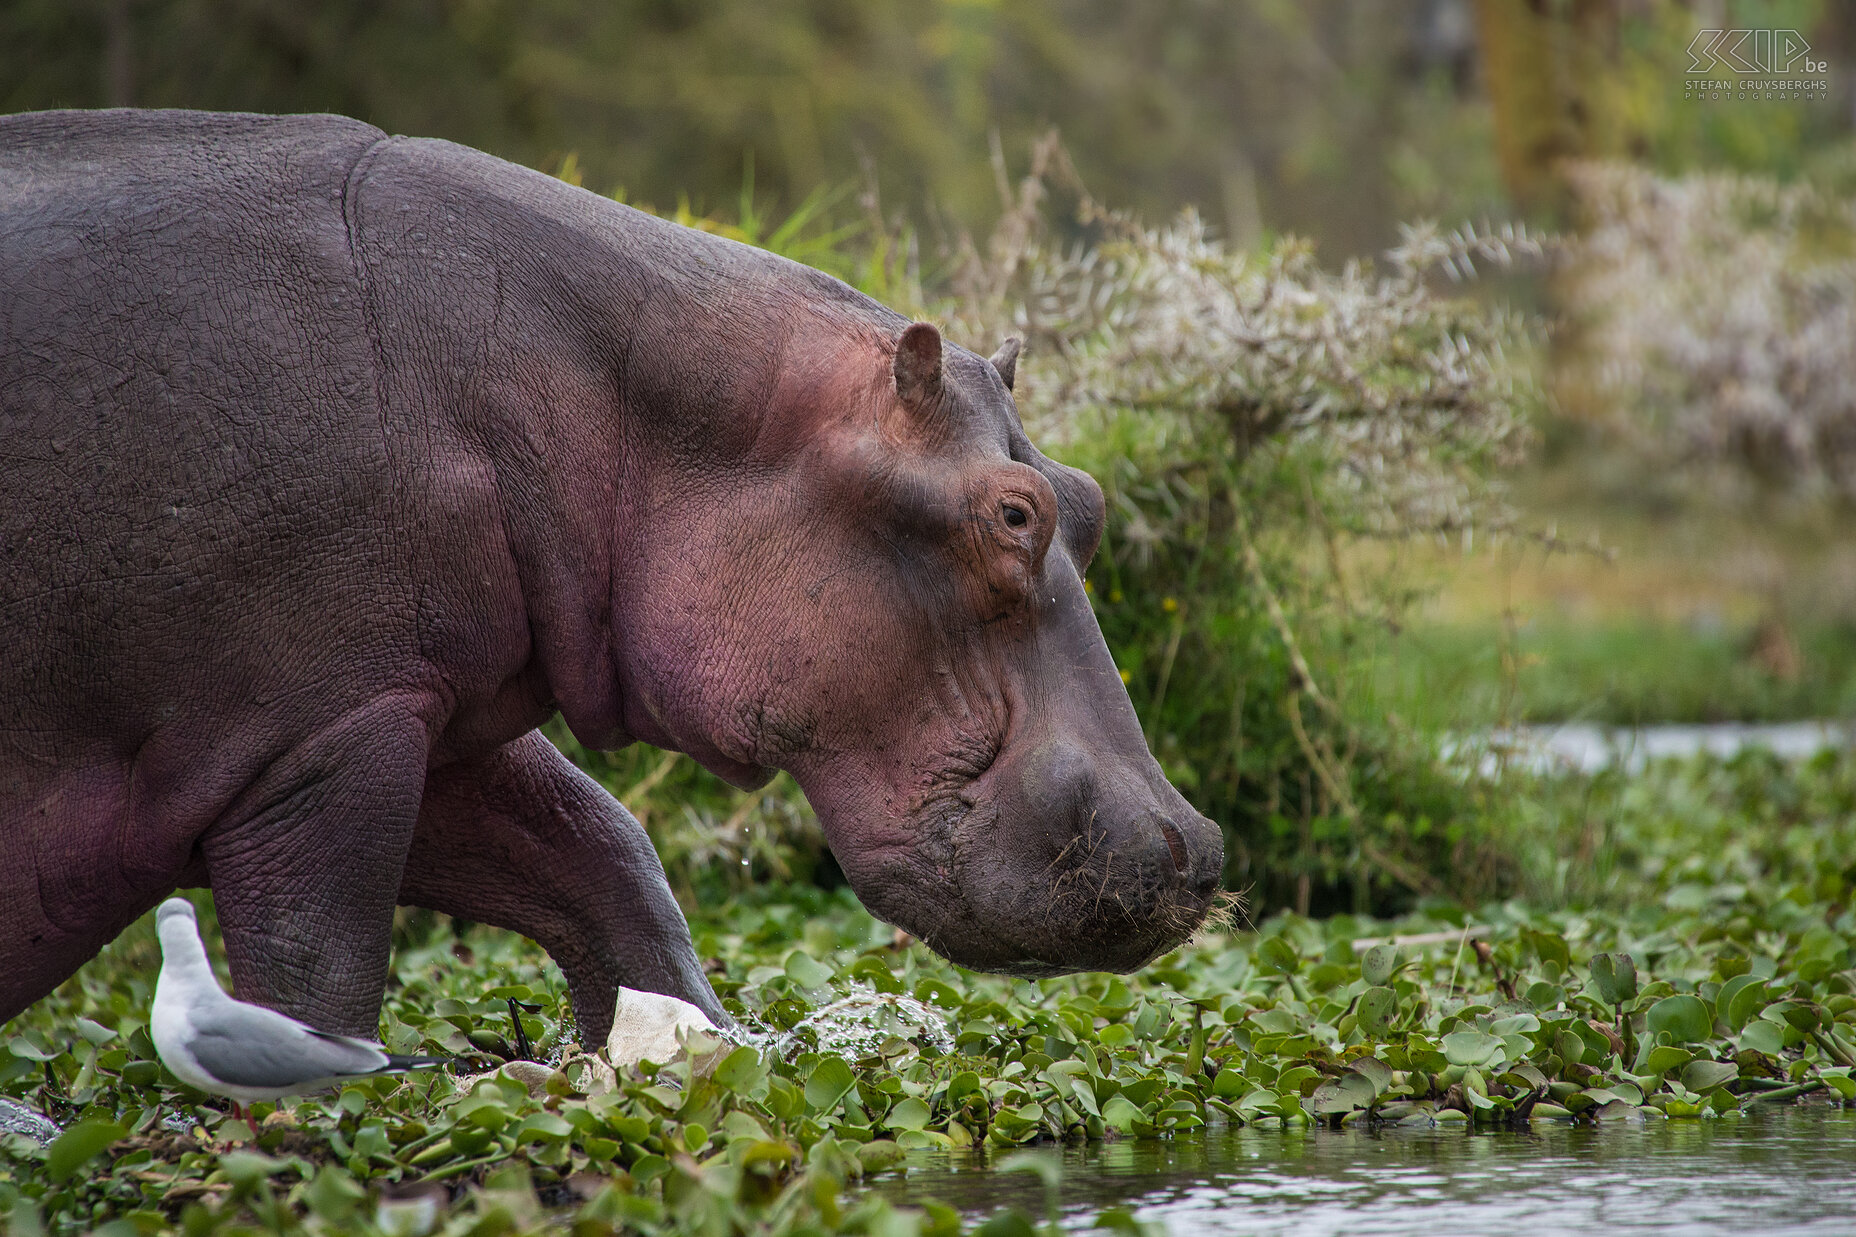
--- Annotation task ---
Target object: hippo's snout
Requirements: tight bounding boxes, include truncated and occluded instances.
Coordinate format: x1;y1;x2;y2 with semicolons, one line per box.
952;736;1225;974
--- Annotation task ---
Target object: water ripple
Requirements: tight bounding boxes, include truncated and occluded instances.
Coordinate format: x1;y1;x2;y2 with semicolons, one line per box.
876;1106;1856;1235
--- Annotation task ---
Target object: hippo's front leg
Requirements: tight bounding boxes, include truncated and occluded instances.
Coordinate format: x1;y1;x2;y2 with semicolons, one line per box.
400;730;724;1045
202;697;432;1038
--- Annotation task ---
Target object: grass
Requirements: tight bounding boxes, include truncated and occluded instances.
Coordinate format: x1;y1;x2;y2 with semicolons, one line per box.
1336;445;1856;731
3;750;1854;1236
1364;618;1856;729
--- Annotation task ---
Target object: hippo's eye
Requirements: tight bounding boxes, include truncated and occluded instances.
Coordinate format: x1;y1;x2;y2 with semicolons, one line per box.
1002;503;1029;528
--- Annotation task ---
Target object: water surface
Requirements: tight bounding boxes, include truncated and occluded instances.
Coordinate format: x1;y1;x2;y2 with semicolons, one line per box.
878;1105;1856;1235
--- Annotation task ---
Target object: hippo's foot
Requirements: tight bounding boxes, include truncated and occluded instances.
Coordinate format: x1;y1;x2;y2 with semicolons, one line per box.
400;730;726;1045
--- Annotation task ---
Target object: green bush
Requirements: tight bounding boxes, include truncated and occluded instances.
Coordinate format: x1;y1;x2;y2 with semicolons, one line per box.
940;163;1542;914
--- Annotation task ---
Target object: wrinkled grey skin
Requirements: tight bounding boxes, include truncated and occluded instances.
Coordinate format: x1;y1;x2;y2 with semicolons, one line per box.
0;110;1222;1044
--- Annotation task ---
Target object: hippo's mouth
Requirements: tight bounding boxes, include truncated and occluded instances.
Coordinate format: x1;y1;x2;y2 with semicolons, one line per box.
865;782;1218;977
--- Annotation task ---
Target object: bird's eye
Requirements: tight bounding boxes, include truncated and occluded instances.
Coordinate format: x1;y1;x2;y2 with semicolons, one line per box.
1003;504;1029;528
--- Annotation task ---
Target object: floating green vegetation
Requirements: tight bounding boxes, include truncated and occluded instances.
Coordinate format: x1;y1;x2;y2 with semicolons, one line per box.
3;753;1855;1235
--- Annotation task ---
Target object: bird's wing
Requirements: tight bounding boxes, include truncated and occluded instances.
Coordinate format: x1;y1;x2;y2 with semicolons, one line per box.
184;1000;389;1088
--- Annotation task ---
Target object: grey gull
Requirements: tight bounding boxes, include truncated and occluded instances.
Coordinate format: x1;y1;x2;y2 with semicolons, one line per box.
150;898;443;1118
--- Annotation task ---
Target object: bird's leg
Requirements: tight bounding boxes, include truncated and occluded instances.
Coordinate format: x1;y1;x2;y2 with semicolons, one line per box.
399;731;726;1046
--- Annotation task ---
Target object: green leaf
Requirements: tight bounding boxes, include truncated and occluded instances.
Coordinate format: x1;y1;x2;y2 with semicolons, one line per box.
887;1097;931;1131
1350;1056;1395;1095
1739;1020;1787;1056
1681;1060;1739;1092
805;1055;857;1113
1442;1030;1502;1067
976;1209;1039;1237
1309;1071;1376;1114
857;1139;907;1174
1101;1095;1144;1132
1356;986;1398;1036
8;1035;57;1062
1590;953;1639;1006
714;1046;769;1095
1255;936;1301;976
998;1149;1062;1190
45;1118;126;1182
74;1018;117;1047
220;1150;284;1190
1643;1045;1693;1075
1523;930;1572;973
1361;944;1399;987
1718;976;1767;1032
784;951;835;989
1645;995;1711;1044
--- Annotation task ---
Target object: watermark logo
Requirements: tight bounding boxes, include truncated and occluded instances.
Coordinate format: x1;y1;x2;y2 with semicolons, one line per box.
1684;29;1828;102
1686;29;1824;75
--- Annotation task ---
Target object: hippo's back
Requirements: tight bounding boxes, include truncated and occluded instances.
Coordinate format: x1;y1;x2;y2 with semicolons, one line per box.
0;110;405;749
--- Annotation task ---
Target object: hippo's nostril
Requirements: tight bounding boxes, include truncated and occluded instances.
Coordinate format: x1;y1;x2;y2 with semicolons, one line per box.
1157;817;1188;874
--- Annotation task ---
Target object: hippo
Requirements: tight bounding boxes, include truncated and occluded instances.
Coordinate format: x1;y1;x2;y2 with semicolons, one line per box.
0;109;1223;1044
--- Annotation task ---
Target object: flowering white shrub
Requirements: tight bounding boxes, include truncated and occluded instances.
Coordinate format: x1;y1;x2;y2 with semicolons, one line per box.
1562;161;1856;500
946;154;1538;542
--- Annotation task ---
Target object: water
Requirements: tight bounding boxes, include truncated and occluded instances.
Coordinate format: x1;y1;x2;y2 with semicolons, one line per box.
1452;721;1852;776
875;1105;1856;1236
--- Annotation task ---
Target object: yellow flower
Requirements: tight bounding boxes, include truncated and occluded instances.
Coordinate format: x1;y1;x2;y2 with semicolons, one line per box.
1109;589;1124;603
1162;596;1178;613
1118;668;1132;684
1083;578;1093;593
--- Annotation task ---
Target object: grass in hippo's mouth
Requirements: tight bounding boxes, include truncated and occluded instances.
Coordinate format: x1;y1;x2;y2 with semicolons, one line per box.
3;756;1856;1235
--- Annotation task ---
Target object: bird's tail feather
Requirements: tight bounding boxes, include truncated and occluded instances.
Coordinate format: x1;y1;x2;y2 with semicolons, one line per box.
380;1054;449;1072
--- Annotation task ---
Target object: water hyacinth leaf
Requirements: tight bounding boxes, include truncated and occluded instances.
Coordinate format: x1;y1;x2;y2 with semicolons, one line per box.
74;1018;116;1047
1211;1067;1248;1099
1310;1071;1377;1114
857;1140;907;1174
1645;995;1711;1044
44;1118;126;1182
976;1210;1039;1237
1718;976;1766;1031
8;1035;58;1062
714;1046;769;1095
1361;944;1400;987
1681;1060;1740;1092
1101;1095;1143;1133
1255;936;1301;976
1590;954;1639;1006
785;951;835;989
1523;930;1572;974
1442;1030;1502;1067
1350;1056;1395;1096
999;1149;1062;1191
1356;986;1398;1036
1526;981;1565;1008
1734;1020;1788;1058
805;1056;857;1113
1643;1045;1693;1075
1500;1063;1548;1092
1777;1003;1821;1033
887;1097;931;1131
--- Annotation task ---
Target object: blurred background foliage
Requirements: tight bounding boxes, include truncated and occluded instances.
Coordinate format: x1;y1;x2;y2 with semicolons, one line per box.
6;0;1849;255
7;0;1856;918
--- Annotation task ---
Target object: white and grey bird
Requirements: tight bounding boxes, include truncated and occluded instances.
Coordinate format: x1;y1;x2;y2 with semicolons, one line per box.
151;898;444;1118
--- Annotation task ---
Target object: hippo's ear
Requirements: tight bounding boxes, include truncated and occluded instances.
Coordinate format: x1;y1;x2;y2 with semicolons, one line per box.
989;337;1021;391
893;322;944;409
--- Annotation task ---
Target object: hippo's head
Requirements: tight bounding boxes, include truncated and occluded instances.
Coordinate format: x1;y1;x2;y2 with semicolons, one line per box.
609;319;1223;975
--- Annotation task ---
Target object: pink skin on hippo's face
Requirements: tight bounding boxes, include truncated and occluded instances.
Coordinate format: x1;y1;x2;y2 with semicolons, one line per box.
607;322;1224;975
